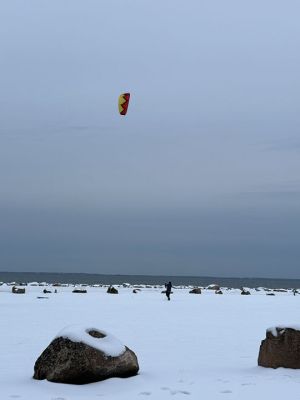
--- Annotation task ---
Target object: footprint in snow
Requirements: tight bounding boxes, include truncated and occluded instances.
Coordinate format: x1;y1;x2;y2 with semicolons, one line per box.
9;396;21;399
220;390;233;394
170;390;191;395
241;382;255;386
139;392;152;396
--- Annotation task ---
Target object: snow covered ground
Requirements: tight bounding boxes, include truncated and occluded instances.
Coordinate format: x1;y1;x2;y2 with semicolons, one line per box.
1;285;300;399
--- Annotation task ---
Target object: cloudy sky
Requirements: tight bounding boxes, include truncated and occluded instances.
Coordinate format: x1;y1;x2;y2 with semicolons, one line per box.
1;0;300;277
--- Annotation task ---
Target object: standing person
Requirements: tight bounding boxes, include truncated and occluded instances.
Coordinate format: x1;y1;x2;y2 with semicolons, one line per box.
165;281;172;301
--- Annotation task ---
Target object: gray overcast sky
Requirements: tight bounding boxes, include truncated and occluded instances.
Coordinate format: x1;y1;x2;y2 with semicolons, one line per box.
1;0;300;277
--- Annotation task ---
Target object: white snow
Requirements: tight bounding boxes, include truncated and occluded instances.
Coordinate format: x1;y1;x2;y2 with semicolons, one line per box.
267;324;300;336
1;285;300;400
56;324;126;357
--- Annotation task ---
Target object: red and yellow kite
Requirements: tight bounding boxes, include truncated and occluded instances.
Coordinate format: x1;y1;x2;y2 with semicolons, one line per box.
118;93;130;115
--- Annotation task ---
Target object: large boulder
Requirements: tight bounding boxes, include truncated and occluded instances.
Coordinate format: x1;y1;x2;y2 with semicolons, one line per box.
33;325;139;384
258;326;300;369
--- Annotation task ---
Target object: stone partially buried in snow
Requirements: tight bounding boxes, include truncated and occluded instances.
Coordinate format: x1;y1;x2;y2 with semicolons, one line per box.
189;288;201;294
33;325;139;384
207;284;220;291
258;326;300;369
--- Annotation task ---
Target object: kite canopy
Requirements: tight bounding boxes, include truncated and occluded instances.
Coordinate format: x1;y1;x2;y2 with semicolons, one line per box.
118;93;130;115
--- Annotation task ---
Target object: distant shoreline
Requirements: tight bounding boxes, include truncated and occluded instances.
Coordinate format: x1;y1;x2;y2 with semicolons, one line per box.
1;271;300;289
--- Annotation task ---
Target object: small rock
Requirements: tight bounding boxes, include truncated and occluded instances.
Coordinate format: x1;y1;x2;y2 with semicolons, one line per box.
189;288;201;294
107;286;118;294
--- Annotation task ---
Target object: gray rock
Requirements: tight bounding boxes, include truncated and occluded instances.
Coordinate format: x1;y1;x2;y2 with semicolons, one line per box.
33;332;139;384
258;327;300;369
189;288;201;294
207;284;220;291
12;286;25;294
72;289;87;293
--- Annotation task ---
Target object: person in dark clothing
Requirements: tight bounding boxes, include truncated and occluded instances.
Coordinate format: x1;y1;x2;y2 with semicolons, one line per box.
165;281;172;301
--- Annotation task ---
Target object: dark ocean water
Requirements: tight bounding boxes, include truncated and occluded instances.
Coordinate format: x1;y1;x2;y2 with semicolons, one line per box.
0;271;300;289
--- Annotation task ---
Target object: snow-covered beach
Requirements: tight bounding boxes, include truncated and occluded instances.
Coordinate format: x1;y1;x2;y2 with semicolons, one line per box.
1;284;300;399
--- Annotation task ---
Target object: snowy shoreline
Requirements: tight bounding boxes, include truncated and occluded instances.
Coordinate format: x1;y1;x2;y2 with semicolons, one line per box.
2;283;300;399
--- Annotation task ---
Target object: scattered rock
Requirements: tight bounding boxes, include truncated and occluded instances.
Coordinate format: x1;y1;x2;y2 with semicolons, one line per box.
107;286;118;294
189;288;201;294
12;286;25;294
266;293;275;296
258;327;300;369
133;289;138;294
33;326;139;384
215;290;223;294
207;284;220;291
72;289;87;293
241;289;250;295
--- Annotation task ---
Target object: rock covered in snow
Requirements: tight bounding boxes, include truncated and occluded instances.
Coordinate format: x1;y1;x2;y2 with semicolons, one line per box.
33;325;139;384
258;326;300;369
207;284;220;291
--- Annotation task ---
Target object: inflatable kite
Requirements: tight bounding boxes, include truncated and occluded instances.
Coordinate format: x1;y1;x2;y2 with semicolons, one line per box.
118;93;130;115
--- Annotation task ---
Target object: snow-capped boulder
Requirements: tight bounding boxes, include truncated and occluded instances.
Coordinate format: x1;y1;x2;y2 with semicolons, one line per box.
258;326;300;369
33;325;139;384
207;284;220;291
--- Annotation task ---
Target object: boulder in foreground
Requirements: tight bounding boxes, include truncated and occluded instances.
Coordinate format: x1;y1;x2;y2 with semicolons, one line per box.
258;326;300;369
33;325;139;384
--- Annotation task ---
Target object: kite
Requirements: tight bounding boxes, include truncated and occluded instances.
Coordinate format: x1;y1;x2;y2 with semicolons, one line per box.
118;93;130;115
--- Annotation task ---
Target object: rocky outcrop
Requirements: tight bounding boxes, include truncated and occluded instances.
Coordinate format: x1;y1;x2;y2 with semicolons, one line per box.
258;327;300;369
107;286;118;294
33;328;139;384
189;288;201;294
